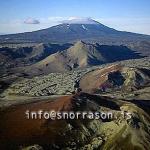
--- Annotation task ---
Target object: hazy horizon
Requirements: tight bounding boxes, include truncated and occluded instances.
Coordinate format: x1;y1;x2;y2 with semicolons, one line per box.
0;0;150;35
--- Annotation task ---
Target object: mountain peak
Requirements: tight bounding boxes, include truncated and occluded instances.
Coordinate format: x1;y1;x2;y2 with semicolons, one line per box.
61;17;99;25
75;40;86;45
72;40;88;50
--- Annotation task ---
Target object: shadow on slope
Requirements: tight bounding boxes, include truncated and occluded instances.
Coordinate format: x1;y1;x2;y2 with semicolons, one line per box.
96;45;144;63
0;43;72;65
125;99;150;114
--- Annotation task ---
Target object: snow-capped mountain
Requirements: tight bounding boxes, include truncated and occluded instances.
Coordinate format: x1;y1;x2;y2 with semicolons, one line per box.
0;18;150;43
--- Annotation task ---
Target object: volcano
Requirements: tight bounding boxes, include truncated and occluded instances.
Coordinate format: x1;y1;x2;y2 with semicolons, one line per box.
0;18;150;43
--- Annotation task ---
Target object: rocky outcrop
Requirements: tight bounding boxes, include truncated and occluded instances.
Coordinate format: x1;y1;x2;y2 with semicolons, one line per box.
79;64;150;93
0;93;150;149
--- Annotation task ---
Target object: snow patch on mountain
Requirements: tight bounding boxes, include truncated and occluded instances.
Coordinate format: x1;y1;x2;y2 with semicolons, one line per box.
82;25;88;30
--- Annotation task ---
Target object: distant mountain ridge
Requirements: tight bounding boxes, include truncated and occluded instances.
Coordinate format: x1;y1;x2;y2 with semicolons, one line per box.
0;18;150;43
23;41;142;75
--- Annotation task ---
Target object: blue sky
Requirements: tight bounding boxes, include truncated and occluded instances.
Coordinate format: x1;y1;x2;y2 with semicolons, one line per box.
0;0;150;34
